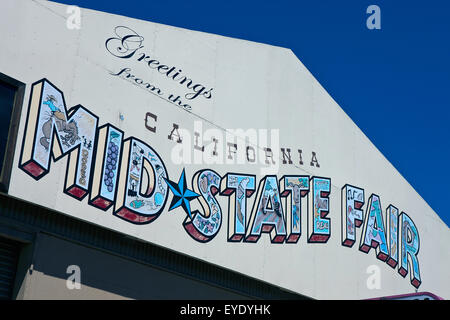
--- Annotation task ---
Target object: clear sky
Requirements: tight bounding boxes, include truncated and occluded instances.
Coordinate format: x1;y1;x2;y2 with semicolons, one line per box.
53;0;449;227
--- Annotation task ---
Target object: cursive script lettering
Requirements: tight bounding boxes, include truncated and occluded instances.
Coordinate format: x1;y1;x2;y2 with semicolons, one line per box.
105;26;213;102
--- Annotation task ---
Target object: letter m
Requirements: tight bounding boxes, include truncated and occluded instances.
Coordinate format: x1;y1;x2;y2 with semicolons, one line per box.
19;79;98;200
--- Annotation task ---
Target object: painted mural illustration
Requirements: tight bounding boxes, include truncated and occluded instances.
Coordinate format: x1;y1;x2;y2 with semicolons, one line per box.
19;79;98;199
114;138;169;224
18;79;423;289
359;194;390;261
308;177;331;243
245;176;287;243
220;173;256;242
398;212;421;288
89;125;124;210
341;185;365;247
386;205;399;268
183;169;222;242
280;176;309;243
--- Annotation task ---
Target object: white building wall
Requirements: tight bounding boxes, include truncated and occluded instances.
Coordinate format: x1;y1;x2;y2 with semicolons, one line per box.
0;0;448;299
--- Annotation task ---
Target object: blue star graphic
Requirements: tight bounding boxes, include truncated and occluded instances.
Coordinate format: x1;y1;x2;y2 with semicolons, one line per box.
164;168;200;218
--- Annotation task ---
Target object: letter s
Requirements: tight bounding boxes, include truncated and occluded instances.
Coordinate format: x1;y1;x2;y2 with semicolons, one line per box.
183;169;222;242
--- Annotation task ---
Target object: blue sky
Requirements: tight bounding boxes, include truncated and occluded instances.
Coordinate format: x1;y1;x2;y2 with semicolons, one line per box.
53;0;449;227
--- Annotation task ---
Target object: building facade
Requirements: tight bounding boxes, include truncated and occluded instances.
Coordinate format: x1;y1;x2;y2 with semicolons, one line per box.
0;0;448;300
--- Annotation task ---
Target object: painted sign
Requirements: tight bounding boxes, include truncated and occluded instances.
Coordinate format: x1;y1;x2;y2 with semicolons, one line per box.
19;78;422;289
2;0;449;299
